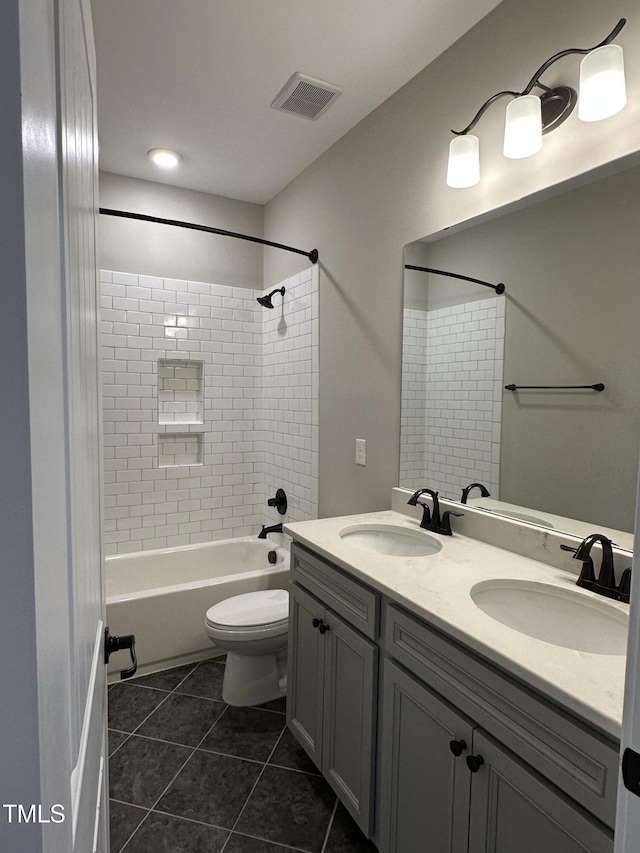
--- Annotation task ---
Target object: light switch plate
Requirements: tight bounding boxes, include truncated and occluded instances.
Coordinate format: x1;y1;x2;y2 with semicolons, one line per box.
355;438;367;466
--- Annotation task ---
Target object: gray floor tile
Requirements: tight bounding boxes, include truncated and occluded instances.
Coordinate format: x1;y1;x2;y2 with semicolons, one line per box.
109;729;130;756
324;803;377;852
136;693;227;747
109;735;192;808
235;765;336;853
176;660;226;700
122;811;228;852
224;832;306;852
200;706;285;761
109;800;148;853
128;663;198;692
254;697;287;714
156;749;262;828
268;728;320;775
108;683;169;733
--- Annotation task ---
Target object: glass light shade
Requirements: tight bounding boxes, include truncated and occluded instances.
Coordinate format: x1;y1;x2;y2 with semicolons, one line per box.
503;95;542;159
446;135;480;188
578;44;626;122
148;148;181;168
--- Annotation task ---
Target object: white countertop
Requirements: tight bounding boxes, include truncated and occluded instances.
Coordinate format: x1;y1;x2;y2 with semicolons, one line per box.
284;509;628;740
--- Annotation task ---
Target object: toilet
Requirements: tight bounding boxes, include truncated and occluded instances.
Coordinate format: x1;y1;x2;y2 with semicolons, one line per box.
204;588;289;706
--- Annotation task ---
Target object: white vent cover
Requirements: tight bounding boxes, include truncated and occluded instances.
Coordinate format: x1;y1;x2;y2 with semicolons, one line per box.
271;72;342;120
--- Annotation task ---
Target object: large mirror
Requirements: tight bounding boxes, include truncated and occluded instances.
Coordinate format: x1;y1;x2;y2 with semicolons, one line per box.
401;154;640;550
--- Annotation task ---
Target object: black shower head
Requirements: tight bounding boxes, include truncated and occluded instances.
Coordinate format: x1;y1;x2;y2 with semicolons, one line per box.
257;286;285;309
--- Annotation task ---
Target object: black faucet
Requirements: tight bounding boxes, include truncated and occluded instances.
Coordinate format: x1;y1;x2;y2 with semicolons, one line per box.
258;523;283;539
460;482;490;504
560;533;631;603
407;488;463;537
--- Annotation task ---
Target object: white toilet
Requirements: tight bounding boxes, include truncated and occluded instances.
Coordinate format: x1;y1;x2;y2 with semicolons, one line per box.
204;588;289;706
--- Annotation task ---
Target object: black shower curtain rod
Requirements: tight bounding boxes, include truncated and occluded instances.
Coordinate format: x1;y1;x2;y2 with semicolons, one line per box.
99;208;319;264
405;264;505;294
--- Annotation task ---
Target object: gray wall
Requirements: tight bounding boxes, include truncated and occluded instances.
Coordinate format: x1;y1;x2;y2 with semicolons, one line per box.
263;0;640;518
99;171;264;288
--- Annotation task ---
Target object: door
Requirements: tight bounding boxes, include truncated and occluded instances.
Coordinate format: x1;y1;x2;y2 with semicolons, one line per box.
0;0;106;850
322;610;377;834
468;731;613;853
378;660;474;853
287;584;326;768
615;465;640;851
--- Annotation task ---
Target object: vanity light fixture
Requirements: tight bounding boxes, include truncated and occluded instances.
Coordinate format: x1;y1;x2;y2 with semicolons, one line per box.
148;148;182;168
446;18;627;188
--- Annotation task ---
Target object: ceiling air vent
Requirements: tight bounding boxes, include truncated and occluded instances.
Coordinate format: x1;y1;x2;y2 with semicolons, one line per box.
271;72;342;120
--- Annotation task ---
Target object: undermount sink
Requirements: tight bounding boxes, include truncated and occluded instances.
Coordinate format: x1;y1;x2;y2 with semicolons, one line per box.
471;579;628;655
339;524;442;557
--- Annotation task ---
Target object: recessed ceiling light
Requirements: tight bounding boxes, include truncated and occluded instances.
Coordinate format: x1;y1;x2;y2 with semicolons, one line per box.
148;148;182;168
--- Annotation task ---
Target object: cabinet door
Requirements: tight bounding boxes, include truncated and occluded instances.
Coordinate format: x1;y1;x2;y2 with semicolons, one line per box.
468;731;614;853
379;660;474;853
287;583;325;769
322;610;378;835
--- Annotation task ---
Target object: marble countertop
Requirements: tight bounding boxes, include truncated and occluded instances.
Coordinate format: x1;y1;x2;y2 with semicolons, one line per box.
284;509;628;740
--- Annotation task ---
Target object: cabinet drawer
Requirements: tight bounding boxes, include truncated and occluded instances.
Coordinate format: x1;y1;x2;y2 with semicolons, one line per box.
384;603;619;829
292;544;379;640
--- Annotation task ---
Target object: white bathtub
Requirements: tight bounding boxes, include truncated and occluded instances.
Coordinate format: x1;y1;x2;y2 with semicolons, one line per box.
105;537;290;680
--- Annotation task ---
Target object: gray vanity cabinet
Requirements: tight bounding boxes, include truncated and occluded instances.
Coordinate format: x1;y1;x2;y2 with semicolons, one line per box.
287;544;379;835
379;659;474;853
380;605;616;853
468;731;613;853
379;659;613;853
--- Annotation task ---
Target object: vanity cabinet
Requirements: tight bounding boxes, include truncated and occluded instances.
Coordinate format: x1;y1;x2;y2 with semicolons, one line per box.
285;539;619;853
380;659;613;853
379;606;617;853
287;544;379;835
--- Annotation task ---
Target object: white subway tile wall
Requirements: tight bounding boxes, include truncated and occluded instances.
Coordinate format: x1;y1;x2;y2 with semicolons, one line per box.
400;297;505;500
101;267;319;555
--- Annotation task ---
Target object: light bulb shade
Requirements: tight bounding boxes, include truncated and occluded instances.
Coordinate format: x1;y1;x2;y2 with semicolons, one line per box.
446;135;480;188
578;44;626;122
503;95;542;159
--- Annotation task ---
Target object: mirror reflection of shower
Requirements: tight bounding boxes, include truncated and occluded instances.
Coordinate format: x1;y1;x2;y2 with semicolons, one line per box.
257;286;285;309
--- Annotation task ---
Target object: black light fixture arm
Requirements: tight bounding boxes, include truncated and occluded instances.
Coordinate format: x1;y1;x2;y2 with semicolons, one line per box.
405;264;505;295
451;18;626;136
99;208;319;264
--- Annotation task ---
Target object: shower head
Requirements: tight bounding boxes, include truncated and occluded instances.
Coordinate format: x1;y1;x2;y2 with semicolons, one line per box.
257;286;285;309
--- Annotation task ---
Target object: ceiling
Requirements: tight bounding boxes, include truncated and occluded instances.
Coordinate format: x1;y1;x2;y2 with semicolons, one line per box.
92;0;502;205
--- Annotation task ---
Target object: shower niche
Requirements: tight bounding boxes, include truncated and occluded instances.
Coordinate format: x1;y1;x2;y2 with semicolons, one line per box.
158;432;203;468
157;358;204;425
157;358;204;468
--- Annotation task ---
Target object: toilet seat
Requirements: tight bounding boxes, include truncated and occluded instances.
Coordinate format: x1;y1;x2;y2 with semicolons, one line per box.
205;589;289;638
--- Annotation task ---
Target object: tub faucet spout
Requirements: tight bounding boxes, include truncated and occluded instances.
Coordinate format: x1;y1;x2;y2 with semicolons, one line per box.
258;523;283;539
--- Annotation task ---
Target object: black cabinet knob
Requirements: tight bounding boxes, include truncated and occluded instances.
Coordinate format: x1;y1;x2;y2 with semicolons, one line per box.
312;618;321;628
466;754;484;773
318;623;330;634
449;739;467;757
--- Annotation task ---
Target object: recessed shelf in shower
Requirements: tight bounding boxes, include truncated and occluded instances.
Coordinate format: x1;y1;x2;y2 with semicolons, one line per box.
158;358;204;425
158;432;204;468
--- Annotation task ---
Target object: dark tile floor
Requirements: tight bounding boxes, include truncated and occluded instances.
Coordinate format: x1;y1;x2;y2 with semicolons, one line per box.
109;658;378;853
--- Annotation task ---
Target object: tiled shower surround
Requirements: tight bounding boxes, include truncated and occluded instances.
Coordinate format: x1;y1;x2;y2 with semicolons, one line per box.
400;296;505;499
101;267;318;555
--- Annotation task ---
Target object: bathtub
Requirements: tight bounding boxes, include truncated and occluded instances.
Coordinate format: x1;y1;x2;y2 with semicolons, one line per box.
106;537;290;680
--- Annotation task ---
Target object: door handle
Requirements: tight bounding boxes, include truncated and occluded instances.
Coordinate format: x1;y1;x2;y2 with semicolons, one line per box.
105;627;137;679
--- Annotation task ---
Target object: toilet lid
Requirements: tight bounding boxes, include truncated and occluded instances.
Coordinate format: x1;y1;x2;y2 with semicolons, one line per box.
205;589;289;628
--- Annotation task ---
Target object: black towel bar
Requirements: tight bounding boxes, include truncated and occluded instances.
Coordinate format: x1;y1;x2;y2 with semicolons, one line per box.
505;383;605;392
